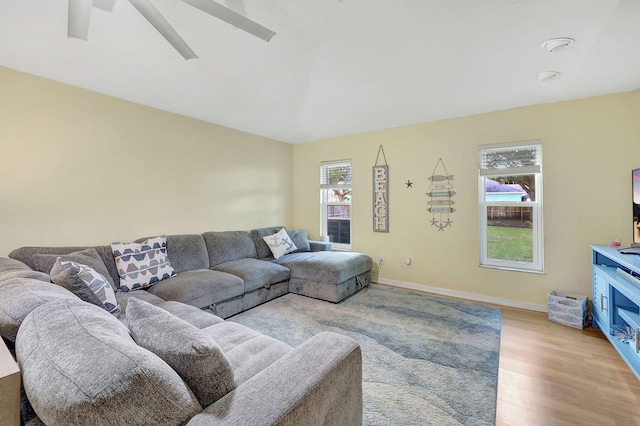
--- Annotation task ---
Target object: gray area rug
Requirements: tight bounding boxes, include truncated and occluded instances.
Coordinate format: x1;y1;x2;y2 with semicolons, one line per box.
230;284;502;426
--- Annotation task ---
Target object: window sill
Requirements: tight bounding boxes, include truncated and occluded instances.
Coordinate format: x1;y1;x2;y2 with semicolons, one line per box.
479;264;545;274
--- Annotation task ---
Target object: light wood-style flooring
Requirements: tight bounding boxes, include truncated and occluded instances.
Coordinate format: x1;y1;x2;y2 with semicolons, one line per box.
497;306;640;426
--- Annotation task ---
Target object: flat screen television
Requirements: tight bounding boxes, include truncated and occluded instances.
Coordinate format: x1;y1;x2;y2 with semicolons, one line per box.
633;168;640;247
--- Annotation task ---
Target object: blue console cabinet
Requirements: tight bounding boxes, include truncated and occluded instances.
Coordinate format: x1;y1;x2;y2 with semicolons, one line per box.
591;244;640;380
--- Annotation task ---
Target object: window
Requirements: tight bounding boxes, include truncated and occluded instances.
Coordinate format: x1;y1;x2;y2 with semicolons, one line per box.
320;159;352;250
478;140;543;272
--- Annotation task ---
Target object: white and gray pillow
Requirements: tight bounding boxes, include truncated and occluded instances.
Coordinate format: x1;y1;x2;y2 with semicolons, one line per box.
126;298;236;407
111;236;176;292
262;228;298;259
50;258;120;314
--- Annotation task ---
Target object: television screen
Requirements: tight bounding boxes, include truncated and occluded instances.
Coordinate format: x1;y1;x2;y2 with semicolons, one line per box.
634;168;640;247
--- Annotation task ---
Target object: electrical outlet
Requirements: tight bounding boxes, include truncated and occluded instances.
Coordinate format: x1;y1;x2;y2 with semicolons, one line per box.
378;256;385;265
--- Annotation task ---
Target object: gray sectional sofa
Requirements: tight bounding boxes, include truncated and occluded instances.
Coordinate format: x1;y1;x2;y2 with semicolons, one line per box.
9;226;372;318
0;226;372;425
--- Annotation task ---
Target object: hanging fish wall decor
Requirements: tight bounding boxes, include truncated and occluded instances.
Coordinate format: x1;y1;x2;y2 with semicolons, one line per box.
428;174;454;182
427;158;455;231
425;190;456;197
430;183;453;190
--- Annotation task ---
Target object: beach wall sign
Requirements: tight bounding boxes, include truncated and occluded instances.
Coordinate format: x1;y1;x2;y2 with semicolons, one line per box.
373;165;389;232
373;145;389;233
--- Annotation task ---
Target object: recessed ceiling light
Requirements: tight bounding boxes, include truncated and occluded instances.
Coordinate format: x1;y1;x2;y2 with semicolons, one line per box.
541;38;575;53
536;71;561;82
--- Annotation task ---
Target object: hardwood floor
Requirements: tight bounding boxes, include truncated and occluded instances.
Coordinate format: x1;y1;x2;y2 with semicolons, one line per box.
497;307;640;426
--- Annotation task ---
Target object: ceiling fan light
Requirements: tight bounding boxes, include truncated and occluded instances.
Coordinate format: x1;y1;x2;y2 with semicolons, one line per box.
541;37;575;53
536;71;561;82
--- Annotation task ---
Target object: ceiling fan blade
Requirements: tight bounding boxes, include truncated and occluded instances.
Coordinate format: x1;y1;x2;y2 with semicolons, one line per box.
92;0;117;13
128;0;198;60
181;0;275;42
68;0;92;40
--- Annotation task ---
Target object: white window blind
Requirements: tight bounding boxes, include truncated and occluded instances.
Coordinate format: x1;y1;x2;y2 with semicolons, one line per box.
479;141;541;177
320;160;352;188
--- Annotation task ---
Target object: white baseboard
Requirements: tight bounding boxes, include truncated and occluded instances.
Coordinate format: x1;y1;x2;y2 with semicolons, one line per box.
373;278;548;312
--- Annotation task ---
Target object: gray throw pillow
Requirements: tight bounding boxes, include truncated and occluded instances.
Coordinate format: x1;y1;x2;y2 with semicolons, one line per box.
32;248;116;289
126;298;236;407
288;229;311;252
50;258;120;314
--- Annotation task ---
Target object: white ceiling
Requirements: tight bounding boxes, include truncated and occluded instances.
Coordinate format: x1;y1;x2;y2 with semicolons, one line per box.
1;0;639;143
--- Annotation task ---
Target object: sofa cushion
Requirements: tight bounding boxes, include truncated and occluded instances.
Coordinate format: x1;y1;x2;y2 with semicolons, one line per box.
16;299;202;426
115;289;166;308
274;251;373;284
263;228;298;259
127;298;236;408
50;258;120;314
202;322;291;385
111;236;176;292
136;234;210;273
155;300;225;329
166;234;210;273
32;248;116;289
0;258;51;283
213;258;290;293
202;231;257;267
0;278;78;341
146;269;244;309
115;289;224;329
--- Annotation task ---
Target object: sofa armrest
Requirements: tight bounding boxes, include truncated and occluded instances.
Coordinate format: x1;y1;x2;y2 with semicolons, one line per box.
309;241;332;252
186;331;362;426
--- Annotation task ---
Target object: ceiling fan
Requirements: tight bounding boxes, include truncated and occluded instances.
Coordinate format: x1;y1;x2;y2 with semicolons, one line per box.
67;0;276;60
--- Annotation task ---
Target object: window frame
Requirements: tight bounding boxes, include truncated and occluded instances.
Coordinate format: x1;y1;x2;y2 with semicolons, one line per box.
478;140;544;273
320;159;352;251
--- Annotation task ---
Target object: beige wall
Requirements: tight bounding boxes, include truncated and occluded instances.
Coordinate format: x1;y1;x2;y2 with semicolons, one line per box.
0;67;293;256
293;90;640;308
3;65;639;308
